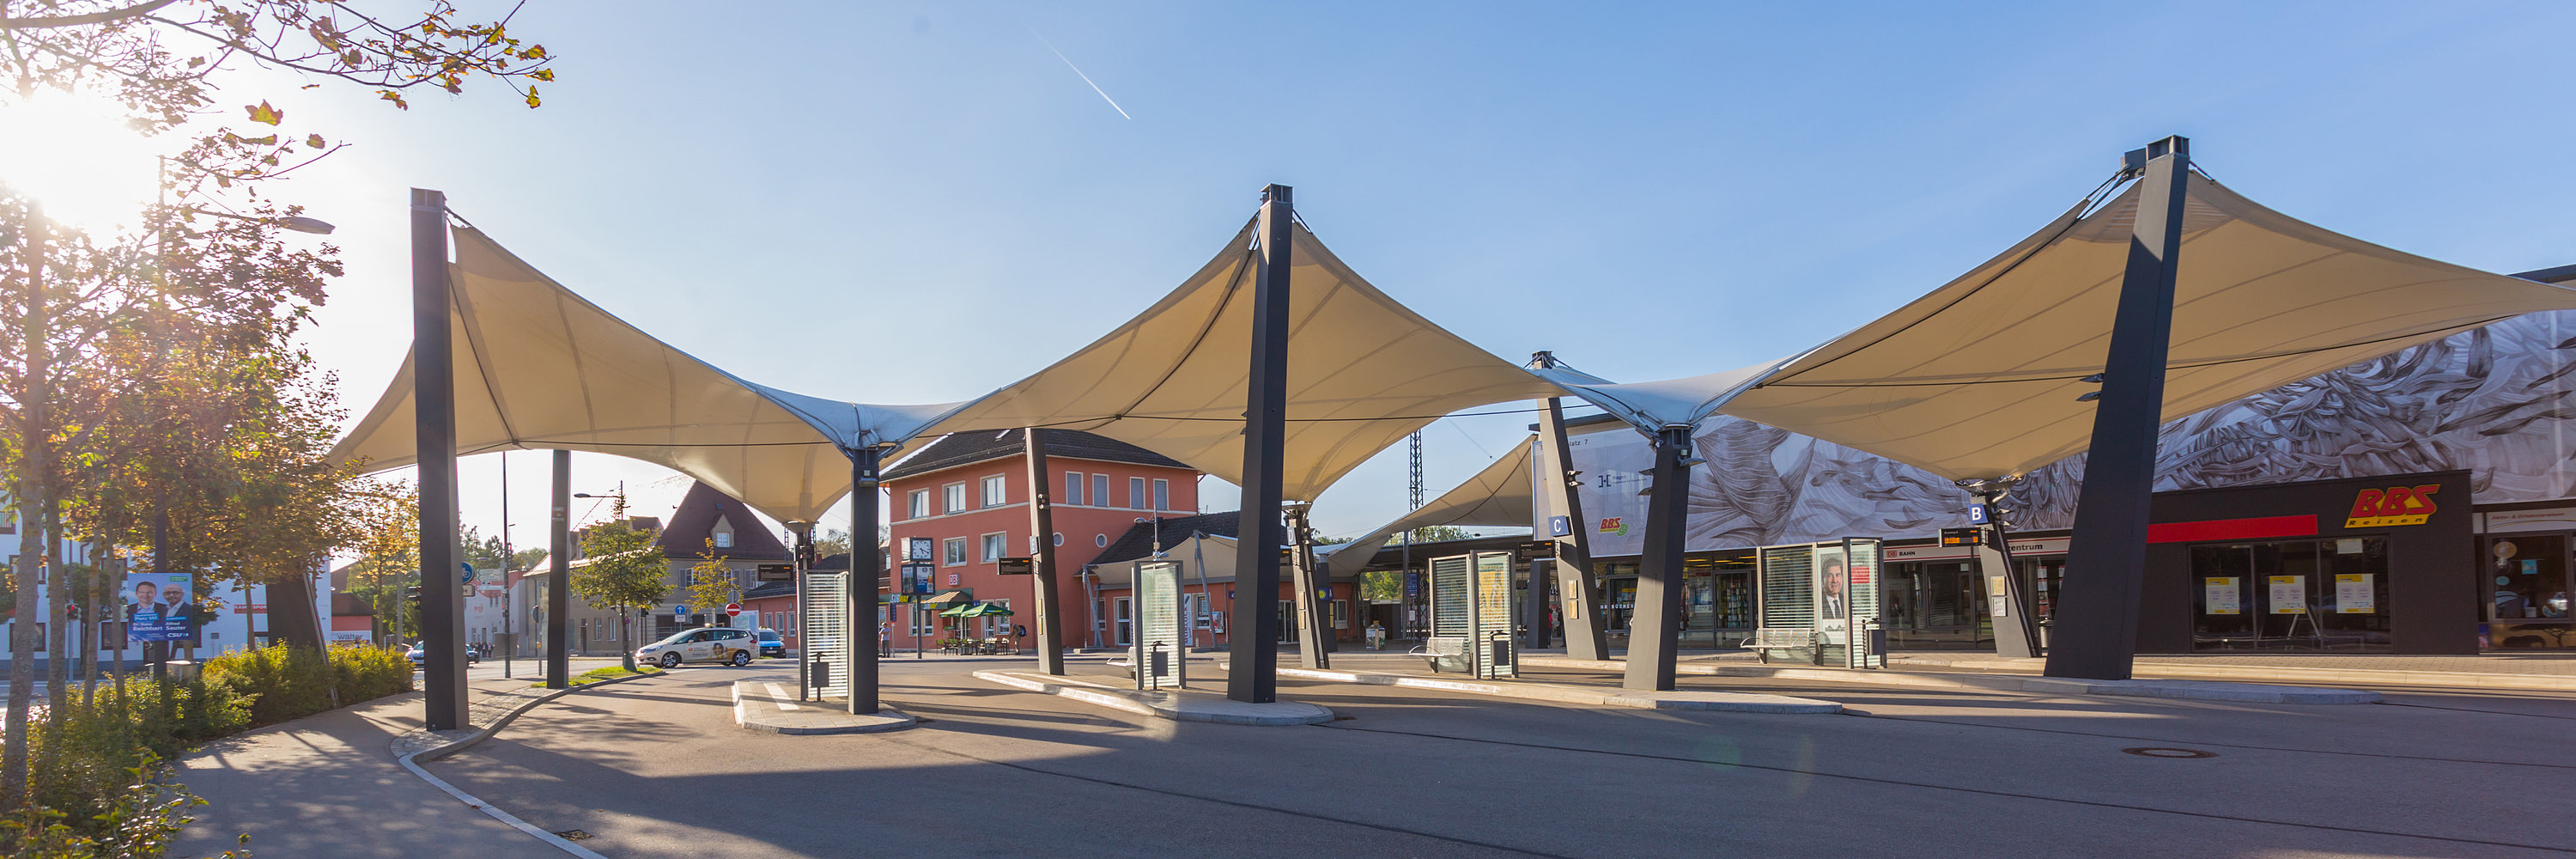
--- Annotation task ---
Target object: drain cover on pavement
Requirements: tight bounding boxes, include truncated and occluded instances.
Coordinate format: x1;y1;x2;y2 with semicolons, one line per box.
554;830;594;841
2121;746;2217;758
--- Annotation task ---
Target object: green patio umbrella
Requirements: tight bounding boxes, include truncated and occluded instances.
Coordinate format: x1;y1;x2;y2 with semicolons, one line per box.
960;602;1015;618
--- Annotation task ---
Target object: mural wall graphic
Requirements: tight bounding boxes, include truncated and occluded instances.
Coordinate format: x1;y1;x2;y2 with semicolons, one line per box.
1570;311;2576;556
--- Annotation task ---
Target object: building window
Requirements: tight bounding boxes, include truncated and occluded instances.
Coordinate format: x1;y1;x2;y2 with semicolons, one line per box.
981;475;1007;508
943;482;966;514
986;600;1012;637
714;531;733;549
1153;478;1170;512
943;537;968;566
1095;533;1109;548
1189;593;1212;629
1065;472;1084;506
1092;474;1109;510
1130;477;1146;510
908;490;930;520
910;605;935;637
1052;533;1064;546
1331;599;1349;629
981;533;1006;563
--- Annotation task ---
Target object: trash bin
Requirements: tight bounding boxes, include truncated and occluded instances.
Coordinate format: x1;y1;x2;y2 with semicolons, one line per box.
809;658;830;690
1865;621;1887;668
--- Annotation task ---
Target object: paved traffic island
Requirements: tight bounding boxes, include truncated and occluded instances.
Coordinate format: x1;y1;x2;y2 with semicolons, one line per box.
731;680;918;734
1264;663;1844;713
972;669;1335;726
1519;656;2379;704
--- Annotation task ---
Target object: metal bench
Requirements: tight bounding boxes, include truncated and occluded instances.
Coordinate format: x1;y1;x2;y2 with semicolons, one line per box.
1740;628;1814;664
1412;636;1473;673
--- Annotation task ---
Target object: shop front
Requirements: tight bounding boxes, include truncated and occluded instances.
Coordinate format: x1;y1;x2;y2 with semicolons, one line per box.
2476;504;2576;648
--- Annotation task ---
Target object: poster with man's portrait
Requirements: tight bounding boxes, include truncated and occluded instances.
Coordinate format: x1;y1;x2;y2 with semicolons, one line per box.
123;572;193;643
1813;545;1850;632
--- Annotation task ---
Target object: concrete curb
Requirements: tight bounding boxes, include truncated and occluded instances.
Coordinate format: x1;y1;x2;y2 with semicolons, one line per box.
1519;656;2379;704
974;670;1334;726
1922;657;2576;693
730;680;917;734
1271;665;1841;713
393;668;668;859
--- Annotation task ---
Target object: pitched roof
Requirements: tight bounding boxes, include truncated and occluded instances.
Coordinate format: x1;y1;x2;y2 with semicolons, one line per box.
1091;510;1244;567
653;481;790;560
885;428;1191;480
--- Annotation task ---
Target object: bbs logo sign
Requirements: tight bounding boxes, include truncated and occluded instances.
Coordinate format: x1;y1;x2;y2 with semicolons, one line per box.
2346;485;2440;528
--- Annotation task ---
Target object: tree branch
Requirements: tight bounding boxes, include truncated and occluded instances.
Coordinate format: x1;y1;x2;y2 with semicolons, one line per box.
0;0;179;31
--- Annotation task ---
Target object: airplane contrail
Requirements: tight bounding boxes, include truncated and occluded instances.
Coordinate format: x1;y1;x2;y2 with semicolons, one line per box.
1031;29;1132;119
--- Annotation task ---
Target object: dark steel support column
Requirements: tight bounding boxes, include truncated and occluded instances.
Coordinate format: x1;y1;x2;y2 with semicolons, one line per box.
1285;505;1329;669
1976;485;2041;660
1521;553;1551;651
411;187;467;730
2046;137;2190;681
546;450;570;689
1534;385;1610;661
1024;430;1066;675
1622;425;1691;691
1227;184;1294;704
848;445;884;713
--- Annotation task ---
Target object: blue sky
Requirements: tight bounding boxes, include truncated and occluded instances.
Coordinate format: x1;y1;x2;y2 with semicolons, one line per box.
219;2;2576;544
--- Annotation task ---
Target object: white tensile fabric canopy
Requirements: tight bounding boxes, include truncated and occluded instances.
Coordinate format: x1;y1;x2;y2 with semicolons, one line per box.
1530;359;1791;432
1716;174;2576;482
327;227;967;523
1321;436;1536;579
912;221;1565;501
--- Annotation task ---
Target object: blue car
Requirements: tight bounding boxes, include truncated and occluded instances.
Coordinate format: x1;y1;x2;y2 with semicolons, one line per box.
756;628;786;658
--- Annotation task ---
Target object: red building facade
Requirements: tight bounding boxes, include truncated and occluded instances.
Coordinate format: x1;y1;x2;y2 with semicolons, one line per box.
882;429;1202;649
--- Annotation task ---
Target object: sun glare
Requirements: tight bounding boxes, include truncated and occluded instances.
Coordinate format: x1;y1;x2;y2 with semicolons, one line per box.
0;92;166;234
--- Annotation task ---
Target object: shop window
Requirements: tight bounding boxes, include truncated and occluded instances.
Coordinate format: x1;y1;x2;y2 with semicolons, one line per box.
2488;533;2570;622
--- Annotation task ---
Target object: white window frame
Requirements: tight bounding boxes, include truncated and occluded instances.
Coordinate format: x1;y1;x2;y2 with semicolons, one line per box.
943;537;969;566
1092;474;1110;511
943;482;967;514
1190;593;1212;629
981;532;1006;563
910;604;936;637
1130;477;1147;510
981;474;1007;509
1153;478;1170;512
1332;599;1350;629
986;599;1012;637
908;490;930;520
1065;472;1084;506
714;530;733;549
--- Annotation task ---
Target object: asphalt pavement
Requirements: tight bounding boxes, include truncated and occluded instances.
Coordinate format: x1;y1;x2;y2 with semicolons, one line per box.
424;655;2576;859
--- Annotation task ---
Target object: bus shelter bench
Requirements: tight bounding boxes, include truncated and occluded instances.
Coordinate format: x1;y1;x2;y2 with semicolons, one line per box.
1741;628;1814;664
1410;636;1473;673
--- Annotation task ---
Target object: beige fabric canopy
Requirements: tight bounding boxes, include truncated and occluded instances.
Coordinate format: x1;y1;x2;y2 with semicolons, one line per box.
327;227;968;523
1719;174;2576;481
912;220;1564;500
1321;436;1536;579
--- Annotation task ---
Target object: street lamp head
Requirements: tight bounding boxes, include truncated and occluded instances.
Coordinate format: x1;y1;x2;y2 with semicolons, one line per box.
277;216;335;235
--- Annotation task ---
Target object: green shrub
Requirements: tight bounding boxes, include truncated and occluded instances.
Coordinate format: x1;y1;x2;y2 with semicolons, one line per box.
197;643;414;728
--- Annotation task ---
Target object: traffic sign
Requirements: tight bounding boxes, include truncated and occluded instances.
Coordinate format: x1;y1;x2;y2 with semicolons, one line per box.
1547;515;1572;537
461;561;475;584
725;603;742;618
1966;504;1990;525
671;604;688;618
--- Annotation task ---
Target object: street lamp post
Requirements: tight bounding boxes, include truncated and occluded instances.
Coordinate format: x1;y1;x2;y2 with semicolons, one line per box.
574;484;630;670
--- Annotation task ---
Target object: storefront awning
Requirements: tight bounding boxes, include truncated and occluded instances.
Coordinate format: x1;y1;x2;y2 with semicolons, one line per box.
909;221;1565;502
1322;436;1536;579
327;227;969;523
1715;173;2576;481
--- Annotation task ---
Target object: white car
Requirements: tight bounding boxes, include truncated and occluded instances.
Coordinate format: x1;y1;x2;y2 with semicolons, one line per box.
637;627;758;668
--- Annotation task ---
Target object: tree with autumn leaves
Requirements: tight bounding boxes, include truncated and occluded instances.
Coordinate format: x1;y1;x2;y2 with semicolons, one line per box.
1;0;560;819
